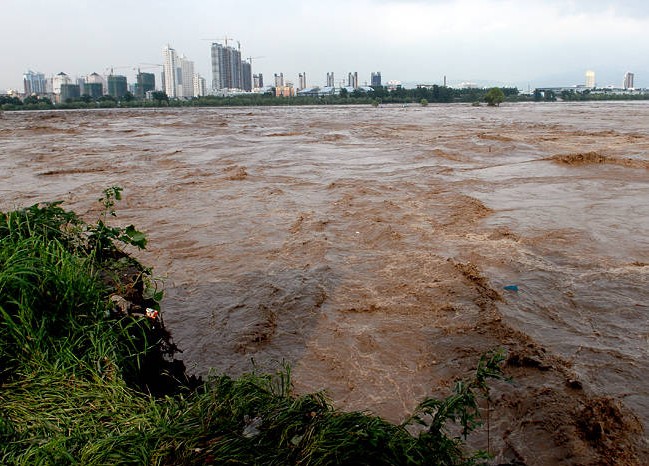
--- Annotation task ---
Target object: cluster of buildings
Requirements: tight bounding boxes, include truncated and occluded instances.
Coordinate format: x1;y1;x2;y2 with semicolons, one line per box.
584;70;634;90
16;35;641;102
210;41;252;93
293;71;379;98
22;69;157;102
534;70;639;98
162;45;206;99
16;39;384;101
207;40;382;98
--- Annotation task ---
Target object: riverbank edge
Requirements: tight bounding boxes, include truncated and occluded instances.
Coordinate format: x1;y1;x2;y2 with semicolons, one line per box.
0;195;506;465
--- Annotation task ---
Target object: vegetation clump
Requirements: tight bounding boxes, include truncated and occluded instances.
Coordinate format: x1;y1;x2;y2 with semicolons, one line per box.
484;88;505;107
0;189;506;465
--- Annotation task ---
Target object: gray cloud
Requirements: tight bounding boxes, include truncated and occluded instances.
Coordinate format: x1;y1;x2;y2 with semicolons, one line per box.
2;0;648;91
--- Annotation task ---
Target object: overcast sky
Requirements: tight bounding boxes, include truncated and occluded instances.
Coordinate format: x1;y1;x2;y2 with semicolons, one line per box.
2;0;648;91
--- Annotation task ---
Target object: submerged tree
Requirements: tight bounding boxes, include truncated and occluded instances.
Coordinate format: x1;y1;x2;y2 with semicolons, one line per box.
484;87;505;106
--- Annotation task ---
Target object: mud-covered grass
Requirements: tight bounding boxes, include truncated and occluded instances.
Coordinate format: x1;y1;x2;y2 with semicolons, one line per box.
0;195;505;465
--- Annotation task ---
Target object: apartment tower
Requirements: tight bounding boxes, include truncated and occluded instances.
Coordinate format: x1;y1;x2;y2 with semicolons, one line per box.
23;70;47;95
163;45;179;98
371;71;382;87
211;42;244;91
585;70;596;89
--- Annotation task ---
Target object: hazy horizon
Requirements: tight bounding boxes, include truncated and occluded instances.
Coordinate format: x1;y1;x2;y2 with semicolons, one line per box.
3;0;648;92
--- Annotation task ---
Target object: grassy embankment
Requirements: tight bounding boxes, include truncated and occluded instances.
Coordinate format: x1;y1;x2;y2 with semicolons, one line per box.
0;188;505;465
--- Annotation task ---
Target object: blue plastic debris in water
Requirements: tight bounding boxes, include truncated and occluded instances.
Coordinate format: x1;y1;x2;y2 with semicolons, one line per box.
503;285;519;292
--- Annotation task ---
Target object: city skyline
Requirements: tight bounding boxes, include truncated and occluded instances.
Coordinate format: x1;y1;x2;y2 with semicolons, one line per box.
2;0;649;92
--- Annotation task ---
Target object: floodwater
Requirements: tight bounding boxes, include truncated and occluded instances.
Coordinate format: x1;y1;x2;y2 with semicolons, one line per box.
1;102;649;464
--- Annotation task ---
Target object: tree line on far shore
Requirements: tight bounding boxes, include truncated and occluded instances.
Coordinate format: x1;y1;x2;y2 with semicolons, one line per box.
2;85;649;111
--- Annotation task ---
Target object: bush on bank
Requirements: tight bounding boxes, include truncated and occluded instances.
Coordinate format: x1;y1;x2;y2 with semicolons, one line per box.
0;190;505;465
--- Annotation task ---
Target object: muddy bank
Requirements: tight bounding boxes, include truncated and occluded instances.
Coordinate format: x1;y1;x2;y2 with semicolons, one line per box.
1;103;649;463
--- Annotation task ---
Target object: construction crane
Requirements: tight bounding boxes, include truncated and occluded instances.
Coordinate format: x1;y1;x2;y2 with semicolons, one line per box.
136;63;163;74
201;35;234;47
247;56;265;66
105;65;132;76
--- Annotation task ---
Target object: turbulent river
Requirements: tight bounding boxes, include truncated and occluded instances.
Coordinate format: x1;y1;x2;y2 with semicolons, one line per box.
2;102;649;464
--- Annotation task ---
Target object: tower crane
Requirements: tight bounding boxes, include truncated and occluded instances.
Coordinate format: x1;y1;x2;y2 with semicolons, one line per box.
247;56;265;66
201;35;234;47
105;65;132;76
136;63;163;74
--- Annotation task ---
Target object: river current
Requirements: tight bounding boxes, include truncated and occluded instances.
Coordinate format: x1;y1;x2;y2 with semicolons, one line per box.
1;102;648;464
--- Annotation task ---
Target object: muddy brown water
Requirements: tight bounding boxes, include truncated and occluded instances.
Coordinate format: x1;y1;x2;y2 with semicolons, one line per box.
2;102;649;464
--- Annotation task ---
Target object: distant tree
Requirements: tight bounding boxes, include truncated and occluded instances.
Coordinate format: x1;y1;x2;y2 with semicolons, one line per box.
484;87;505;106
391;86;407;99
122;92;135;102
339;88;349;98
420;98;428;107
150;91;169;104
23;95;40;105
370;85;388;99
79;94;92;103
533;89;543;101
437;85;454;103
0;96;22;106
501;87;520;97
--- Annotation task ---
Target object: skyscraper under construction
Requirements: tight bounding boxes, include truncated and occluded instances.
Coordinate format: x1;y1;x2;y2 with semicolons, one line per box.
211;41;252;91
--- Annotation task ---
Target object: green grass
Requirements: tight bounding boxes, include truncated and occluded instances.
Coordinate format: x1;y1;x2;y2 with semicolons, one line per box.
0;195;505;465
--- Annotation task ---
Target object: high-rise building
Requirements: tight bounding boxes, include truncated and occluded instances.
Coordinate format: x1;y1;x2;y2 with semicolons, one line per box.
193;73;207;97
85;82;103;99
253;73;263;89
348;72;358;88
211;42;244;90
624;72;634;90
52;72;71;95
179;55;195;98
326;72;334;87
86;72;105;95
298;72;307;90
163;45;179;98
107;75;128;98
163;45;198;98
23;70;47;95
371;71;381;87
274;73;284;87
60;84;81;101
241;61;252;91
585;70;596;89
135;72;155;98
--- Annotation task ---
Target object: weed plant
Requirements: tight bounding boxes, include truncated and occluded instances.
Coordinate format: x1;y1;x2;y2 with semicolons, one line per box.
0;192;505;465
